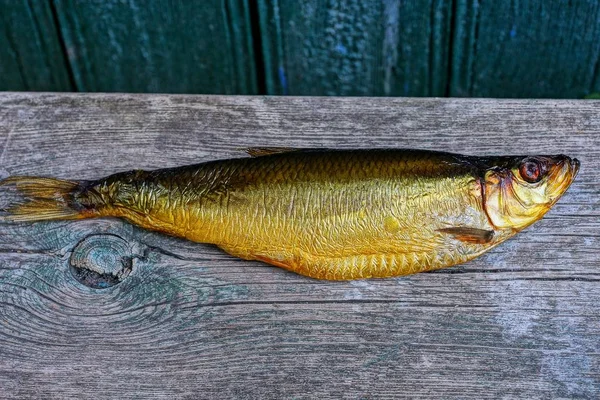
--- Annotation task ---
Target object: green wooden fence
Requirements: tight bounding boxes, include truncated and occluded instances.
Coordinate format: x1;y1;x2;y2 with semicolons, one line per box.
2;0;599;98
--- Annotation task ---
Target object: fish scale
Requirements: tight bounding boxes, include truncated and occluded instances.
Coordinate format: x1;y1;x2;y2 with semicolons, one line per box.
0;148;579;280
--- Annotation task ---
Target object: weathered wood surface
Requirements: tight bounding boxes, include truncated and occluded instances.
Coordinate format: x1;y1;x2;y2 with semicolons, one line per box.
3;1;600;98
257;0;600;98
1;1;258;94
4;0;600;98
450;0;600;98
0;93;599;399
0;1;73;91
257;0;452;96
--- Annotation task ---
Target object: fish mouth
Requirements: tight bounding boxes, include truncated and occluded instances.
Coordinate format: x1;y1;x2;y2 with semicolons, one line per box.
571;158;581;178
548;155;580;201
563;156;580;186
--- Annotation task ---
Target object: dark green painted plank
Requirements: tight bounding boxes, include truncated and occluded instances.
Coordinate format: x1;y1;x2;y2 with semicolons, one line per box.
53;0;257;94
0;0;73;91
451;0;600;98
257;0;452;96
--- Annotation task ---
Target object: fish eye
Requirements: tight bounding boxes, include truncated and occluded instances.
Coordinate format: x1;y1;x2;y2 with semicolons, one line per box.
518;158;544;183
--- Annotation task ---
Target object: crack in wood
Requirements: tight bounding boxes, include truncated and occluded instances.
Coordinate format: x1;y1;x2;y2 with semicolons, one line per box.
69;233;134;289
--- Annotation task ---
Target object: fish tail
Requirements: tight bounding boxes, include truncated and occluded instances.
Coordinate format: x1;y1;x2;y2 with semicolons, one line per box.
0;176;91;222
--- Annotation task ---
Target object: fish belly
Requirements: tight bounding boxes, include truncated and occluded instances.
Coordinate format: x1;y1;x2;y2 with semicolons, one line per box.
189;176;492;279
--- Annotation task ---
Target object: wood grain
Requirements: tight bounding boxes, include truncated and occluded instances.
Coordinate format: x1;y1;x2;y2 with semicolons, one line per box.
257;0;452;96
0;93;599;399
51;0;257;94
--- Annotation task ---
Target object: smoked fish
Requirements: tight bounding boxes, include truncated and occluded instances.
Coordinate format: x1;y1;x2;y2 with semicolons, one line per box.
0;149;580;280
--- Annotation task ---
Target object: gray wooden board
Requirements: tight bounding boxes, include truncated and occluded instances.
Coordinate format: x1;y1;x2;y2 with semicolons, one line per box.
0;93;599;399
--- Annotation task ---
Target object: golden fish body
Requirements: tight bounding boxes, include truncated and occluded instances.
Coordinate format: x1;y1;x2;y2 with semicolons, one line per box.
1;149;580;280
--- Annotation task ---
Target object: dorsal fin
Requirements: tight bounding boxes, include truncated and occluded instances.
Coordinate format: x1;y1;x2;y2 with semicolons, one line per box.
245;147;300;157
437;227;494;244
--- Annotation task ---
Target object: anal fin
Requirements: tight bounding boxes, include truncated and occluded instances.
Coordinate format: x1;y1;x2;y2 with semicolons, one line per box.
254;254;294;270
245;147;300;157
438;227;494;244
218;244;295;271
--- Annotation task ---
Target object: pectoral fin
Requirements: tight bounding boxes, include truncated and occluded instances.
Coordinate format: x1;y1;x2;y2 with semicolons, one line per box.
246;147;300;157
438;227;494;244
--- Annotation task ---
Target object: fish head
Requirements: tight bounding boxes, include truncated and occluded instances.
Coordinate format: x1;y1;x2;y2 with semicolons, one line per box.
483;154;580;231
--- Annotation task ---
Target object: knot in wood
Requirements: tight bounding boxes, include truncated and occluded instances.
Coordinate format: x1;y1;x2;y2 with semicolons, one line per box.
69;234;133;289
